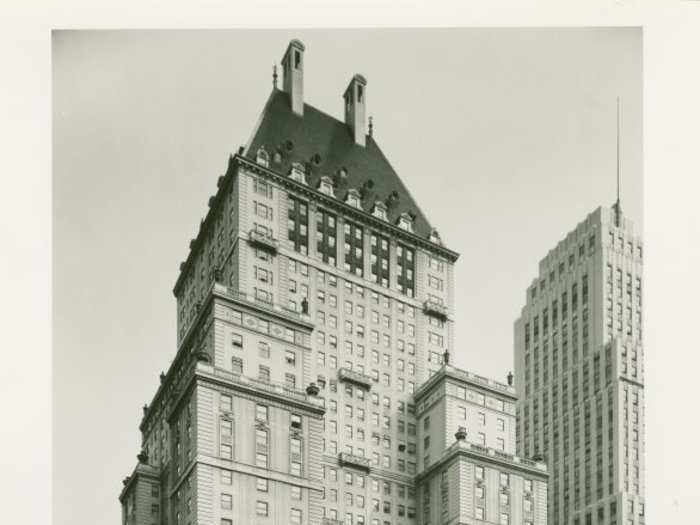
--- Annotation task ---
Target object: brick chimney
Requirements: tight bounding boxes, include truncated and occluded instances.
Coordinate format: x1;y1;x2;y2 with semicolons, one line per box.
344;74;367;147
281;39;305;116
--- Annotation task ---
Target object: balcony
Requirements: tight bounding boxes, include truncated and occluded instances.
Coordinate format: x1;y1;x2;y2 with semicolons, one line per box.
423;299;448;320
247;229;278;253
337;368;372;390
338;452;371;472
322;519;344;525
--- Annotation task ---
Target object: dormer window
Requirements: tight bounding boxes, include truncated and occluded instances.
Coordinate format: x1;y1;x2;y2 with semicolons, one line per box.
429;228;442;245
318;176;335;197
372;201;388;221
256;146;269;168
289;162;307;185
346;189;362;209
398;212;414;233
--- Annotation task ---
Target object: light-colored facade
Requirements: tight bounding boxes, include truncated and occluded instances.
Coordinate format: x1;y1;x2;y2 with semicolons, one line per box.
120;39;475;525
514;206;645;525
414;364;548;525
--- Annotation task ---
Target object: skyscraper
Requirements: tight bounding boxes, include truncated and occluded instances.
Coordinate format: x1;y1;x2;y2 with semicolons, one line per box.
119;39;462;525
514;205;645;525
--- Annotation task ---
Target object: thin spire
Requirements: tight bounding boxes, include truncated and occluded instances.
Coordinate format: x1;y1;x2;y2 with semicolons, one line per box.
615;96;622;227
273;65;278;89
368;115;374;137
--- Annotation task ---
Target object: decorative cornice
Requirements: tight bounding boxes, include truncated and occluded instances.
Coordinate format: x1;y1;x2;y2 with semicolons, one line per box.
173;154;460;296
236;155;460;260
414;440;548;485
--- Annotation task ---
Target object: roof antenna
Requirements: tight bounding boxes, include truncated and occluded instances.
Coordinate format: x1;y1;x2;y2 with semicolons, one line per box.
615;96;622;227
273;65;278;89
368;116;374;137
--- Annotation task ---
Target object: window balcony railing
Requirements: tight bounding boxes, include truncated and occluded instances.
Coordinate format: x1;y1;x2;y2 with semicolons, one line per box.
423;299;448;320
337;368;372;390
338;452;371;472
247;229;279;253
322;519;344;525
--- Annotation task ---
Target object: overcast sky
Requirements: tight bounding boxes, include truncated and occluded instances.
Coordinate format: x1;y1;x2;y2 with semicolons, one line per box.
53;28;641;525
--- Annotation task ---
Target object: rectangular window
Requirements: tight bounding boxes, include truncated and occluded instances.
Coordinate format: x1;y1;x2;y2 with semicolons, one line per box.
316;209;337;266
370;232;390;288
396;243;416;297
256;501;269;516
256;404;268;422
287;195;308;254
231;357;243;374
253;177;273;198
344;221;364;276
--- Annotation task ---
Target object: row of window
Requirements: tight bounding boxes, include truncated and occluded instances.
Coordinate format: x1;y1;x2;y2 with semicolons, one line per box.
530;234;597;300
287;195;419;297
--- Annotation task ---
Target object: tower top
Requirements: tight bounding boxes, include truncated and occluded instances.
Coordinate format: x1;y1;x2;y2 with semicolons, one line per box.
614;96;622;227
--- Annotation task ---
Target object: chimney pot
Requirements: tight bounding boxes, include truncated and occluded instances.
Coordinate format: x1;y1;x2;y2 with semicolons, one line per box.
344;74;367;146
281;40;305;116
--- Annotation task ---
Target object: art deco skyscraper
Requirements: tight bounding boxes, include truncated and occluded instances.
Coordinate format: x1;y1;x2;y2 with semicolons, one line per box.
514;205;645;525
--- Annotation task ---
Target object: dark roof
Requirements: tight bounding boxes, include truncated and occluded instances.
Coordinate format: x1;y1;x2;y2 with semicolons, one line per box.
245;89;433;238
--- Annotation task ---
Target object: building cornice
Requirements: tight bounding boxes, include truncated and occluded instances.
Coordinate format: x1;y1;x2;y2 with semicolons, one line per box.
173;154;460;296
413;364;517;404
414;440;548;485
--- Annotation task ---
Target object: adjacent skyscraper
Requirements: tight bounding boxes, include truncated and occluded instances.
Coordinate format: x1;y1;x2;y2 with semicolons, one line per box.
514;205;645;525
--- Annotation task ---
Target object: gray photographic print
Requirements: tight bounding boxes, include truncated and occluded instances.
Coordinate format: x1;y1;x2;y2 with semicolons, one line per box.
53;29;643;525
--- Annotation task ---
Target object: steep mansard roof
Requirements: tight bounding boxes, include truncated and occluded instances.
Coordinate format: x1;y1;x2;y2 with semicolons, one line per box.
245;89;433;238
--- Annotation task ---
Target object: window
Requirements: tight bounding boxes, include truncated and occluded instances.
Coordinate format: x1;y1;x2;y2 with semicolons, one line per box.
396;244;415;297
231;332;243;347
475;507;484;519
220;394;232;412
254;177;273;198
500;472;509;486
370;233;390;288
221;470;232;484
285;350;297;365
288;195;308;254
344;221;364;276
258;341;270;358
221;493;232;510
256;501;269;516
258;365;270;382
256;478;268;492
500;512;510;525
291;509;302;525
316;209;337;266
285;373;296;388
475;465;484;479
231;357;243;374
256;404;268;422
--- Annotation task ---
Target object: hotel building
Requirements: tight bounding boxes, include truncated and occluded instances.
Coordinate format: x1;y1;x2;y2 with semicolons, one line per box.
119;39;548;525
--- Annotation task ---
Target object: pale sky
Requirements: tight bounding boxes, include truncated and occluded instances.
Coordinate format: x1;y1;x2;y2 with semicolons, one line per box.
53;28;641;525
